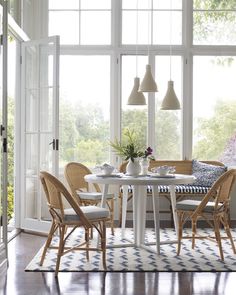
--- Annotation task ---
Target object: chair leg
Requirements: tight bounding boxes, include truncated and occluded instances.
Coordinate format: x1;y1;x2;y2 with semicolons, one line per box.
85;228;90;261
192;220;197;249
213;216;224;261
110;199;115;235
100;221;107;270
177;212;183;255
221;214;236;254
55;225;66;276
40;222;57;266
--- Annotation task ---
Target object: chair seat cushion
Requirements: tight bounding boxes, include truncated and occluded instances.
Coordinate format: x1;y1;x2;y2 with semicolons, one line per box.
64;206;109;222
176;199;221;212
76;191;114;200
122;185;210;195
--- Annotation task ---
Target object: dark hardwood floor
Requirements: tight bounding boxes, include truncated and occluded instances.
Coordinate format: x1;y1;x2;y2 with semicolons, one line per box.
0;231;235;295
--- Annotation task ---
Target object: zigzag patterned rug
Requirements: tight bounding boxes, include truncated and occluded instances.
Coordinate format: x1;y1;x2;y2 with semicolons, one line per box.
25;228;236;272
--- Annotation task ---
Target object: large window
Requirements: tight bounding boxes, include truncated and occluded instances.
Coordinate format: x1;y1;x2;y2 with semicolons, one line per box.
59;55;110;169
44;0;236;166
155;56;182;159
193;56;236;166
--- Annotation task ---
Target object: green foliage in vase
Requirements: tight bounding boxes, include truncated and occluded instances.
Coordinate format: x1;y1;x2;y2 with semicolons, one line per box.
110;129;145;162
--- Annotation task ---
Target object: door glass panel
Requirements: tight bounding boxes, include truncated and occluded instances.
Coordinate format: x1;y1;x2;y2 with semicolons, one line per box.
40;87;53;132
25;177;37;219
25;89;38;132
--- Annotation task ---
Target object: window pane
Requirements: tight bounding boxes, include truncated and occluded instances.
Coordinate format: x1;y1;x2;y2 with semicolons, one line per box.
81;0;111;9
122;0;150;9
122;11;149;45
193;56;236;166
59;56;110;169
49;0;79;10
193;11;236;45
193;0;236;10
155;56;182;159
49;11;79;44
153;0;182;9
121;55;148;151
81;11;111;45
153;11;182;45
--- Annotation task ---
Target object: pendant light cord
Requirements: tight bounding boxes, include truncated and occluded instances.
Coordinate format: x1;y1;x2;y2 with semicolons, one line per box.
169;0;173;80
136;0;139;77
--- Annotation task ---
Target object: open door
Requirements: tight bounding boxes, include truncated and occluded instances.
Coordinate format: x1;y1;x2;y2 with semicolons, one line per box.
0;1;8;275
20;36;59;233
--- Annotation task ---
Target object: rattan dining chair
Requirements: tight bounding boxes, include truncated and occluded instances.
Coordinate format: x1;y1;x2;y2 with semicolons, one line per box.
39;171;110;276
176;169;236;260
64;162;115;235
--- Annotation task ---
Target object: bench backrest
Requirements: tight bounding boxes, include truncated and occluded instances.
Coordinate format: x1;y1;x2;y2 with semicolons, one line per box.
119;160;225;175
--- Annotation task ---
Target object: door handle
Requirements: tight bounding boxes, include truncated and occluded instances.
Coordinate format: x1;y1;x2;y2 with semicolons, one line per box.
49;139;55;150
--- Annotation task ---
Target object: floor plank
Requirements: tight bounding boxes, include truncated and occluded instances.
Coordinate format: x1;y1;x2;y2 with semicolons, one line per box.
1;232;236;295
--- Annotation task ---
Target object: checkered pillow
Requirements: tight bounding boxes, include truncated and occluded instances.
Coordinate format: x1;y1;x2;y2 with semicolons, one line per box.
192;160;227;187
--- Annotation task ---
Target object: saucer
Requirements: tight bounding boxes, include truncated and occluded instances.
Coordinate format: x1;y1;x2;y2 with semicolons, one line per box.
148;173;175;178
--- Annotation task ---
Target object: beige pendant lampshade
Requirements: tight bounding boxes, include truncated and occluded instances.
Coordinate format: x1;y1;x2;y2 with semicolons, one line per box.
160;80;180;110
139;64;158;92
127;77;146;105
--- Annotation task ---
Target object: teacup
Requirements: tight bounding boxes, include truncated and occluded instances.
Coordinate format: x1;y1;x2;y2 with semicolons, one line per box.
100;163;115;175
151;165;175;176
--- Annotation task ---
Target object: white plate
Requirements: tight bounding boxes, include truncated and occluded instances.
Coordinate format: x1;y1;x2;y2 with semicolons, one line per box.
96;173;122;178
148;173;175;178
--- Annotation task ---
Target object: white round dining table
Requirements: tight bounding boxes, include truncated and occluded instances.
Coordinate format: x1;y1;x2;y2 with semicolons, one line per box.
85;173;195;254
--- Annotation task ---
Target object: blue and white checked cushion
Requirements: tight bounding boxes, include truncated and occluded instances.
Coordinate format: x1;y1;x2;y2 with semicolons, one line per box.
121;185;210;195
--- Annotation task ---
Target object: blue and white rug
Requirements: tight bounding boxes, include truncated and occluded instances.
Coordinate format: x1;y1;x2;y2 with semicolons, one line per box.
25;228;236;272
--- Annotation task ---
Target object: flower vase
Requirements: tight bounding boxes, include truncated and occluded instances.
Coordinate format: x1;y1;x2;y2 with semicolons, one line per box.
140;158;150;175
126;158;141;176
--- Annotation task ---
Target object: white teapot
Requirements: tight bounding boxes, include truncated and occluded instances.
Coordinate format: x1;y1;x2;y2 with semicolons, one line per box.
151;165;175;176
100;163;115;175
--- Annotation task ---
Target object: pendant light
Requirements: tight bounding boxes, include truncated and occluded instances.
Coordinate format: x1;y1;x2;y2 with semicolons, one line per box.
139;0;157;93
160;0;180;110
127;0;146;105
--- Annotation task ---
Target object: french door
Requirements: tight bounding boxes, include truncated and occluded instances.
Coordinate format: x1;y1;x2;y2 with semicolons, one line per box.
0;1;8;275
20;36;59;233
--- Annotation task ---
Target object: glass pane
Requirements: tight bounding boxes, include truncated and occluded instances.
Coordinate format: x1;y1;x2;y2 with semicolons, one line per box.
122;0;151;9
122;11;149;44
26;89;38;132
153;11;182;45
26;134;38;177
59;56;110;169
121;55;148;151
81;0;111;9
193;56;236;166
25;177;37;219
25;45;38;89
49;11;79;44
40;49;53;88
153;0;182;9
81;11;111;45
40;134;53;172
49;0;79;9
40;88;53;132
193;11;236;45
193;0;236;10
155;56;182;159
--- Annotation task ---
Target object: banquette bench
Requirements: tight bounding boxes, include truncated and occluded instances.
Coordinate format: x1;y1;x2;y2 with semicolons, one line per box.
118;159;226;224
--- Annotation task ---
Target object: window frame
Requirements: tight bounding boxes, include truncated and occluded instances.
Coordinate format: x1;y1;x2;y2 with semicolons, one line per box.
45;0;236;165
